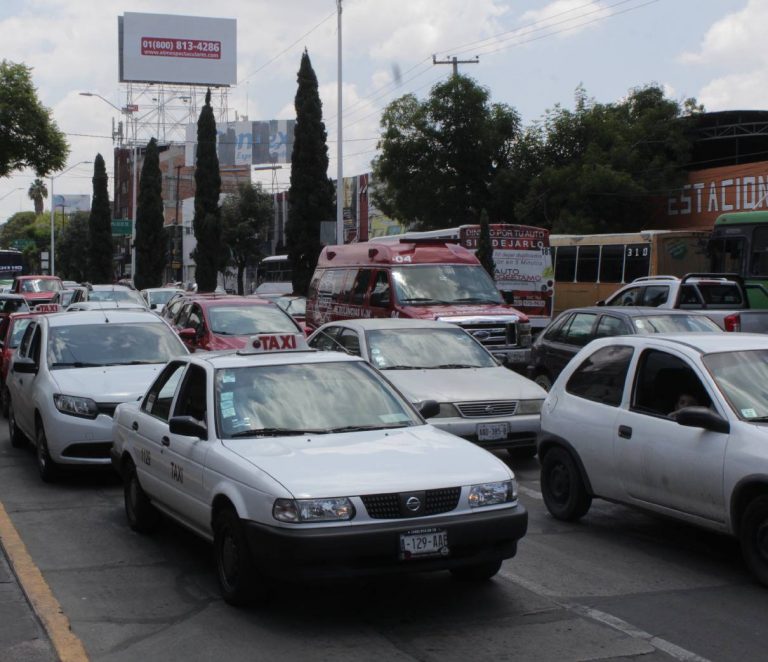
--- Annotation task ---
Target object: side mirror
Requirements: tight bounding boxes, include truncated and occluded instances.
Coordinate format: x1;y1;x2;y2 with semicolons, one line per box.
596;300;605;306
178;328;197;342
417;399;440;419
150;303;158;310
674;406;730;434
169;415;208;439
12;356;38;374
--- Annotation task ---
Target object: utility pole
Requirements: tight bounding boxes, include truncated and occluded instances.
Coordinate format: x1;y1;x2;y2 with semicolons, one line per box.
174;164;183;282
432;54;479;76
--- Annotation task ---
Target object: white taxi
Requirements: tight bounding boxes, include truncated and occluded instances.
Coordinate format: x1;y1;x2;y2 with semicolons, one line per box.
111;334;528;606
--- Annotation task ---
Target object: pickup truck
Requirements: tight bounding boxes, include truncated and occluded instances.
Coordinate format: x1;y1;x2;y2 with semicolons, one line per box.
598;273;768;333
11;275;63;306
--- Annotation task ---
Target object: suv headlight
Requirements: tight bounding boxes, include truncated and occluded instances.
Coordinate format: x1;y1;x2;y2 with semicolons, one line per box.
468;480;517;508
517;399;544;415
53;394;99;419
273;497;355;523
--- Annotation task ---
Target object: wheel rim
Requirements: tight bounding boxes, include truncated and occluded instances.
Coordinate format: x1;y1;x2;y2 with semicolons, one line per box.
549;463;570;504
218;525;240;589
37;436;48;472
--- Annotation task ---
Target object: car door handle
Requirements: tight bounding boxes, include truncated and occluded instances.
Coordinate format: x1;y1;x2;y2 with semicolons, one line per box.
161;436;170;447
618;425;632;439
131;421;139;431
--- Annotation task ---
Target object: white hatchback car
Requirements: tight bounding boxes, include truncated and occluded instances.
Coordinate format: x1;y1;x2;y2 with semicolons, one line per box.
308;319;546;457
111;336;528;606
7;310;188;481
538;333;768;586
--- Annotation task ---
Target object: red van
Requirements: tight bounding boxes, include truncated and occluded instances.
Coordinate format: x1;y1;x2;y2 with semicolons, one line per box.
306;239;532;368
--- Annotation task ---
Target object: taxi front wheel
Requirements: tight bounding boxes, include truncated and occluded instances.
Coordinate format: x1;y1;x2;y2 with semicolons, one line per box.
740;495;768;587
214;507;265;607
124;460;159;533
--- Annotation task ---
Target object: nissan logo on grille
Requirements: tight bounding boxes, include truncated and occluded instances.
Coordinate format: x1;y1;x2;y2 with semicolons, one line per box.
405;496;421;511
471;330;491;340
485;404;496;414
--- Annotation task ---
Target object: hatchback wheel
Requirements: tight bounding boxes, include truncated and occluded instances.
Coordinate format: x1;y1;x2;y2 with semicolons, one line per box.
36;424;58;483
740;496;768;586
1;383;9;418
8;401;27;449
540;447;591;521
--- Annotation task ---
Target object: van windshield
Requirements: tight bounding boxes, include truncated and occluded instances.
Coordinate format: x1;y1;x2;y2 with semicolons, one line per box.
391;265;503;305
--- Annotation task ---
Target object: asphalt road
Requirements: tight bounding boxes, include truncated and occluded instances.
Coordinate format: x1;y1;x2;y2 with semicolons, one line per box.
1;428;767;662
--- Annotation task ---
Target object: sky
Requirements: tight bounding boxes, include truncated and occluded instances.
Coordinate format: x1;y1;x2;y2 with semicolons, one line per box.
0;0;766;223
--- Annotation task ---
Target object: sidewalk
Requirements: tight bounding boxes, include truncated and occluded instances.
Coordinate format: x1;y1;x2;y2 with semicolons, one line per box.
0;543;58;662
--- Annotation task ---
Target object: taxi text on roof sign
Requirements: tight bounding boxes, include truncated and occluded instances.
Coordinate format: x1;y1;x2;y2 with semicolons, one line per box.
238;333;309;354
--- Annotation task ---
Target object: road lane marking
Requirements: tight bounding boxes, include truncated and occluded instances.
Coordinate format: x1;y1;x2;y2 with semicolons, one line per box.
500;572;712;662
0;501;89;662
518;485;543;500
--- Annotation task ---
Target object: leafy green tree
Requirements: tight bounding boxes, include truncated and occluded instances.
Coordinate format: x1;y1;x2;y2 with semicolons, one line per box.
27;178;48;215
0;211;52;271
475;209;495;278
286;49;334;296
517;84;698;233
192;89;223;292
221;182;274;295
87;154;114;282
0;60;68;177
372;75;522;230
57;211;89;282
134;138;167;290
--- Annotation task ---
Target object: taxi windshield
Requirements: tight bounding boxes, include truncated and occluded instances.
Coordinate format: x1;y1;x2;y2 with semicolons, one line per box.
216;361;420;438
391;265;503;305
88;289;146;306
703;349;768;420
48;322;186;368
367;327;496;369
208;304;298;335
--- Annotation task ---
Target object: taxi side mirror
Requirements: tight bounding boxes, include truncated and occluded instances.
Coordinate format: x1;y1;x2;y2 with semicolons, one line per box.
178;328;197;342
13;356;38;374
674;407;730;434
169;415;208;439
418;400;440;419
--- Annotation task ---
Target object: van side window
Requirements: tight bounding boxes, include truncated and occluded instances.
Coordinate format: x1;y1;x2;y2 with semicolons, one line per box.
370;271;391;308
351;269;372;304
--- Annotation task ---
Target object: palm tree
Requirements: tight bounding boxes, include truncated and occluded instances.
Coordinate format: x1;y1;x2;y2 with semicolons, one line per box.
28;178;48;215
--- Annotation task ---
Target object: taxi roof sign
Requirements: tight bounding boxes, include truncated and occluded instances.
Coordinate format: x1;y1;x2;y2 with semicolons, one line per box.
237;333;310;355
33;303;62;313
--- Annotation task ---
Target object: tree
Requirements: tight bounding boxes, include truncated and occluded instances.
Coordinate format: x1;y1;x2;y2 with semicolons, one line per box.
134;138;167;290
87;154;114;282
221;182;273;295
192;89;223;292
475;209;495;278
27;178;47;215
0;60;68;178
0;211;53;272
372;75;522;230
57;211;89;282
286;49;334;296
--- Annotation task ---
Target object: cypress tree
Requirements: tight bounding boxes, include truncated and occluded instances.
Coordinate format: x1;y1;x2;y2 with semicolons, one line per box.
192;88;222;292
286;49;334;296
87;153;114;282
134;138;167;290
476;209;495;279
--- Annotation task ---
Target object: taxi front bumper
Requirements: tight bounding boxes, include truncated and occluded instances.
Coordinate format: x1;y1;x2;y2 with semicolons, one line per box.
243;504;528;579
429;413;539;450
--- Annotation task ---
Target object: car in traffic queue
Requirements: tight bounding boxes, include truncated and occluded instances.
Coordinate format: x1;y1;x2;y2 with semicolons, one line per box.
0;293;31;316
111;333;528;606
527;306;723;390
141;287;185;313
11;275;63;306
537;333;768;587
87;284;150;308
7;309;188;481
167;293;303;351
308;319;546;458
0;311;39;417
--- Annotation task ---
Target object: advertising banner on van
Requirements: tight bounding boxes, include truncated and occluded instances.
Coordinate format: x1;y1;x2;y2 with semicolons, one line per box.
460;224;554;324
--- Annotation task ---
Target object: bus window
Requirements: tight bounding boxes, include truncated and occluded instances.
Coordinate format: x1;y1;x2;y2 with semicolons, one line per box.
624;245;651;282
576;246;599;282
710;237;744;274
750;227;768;277
555;246;576;282
599;245;624;283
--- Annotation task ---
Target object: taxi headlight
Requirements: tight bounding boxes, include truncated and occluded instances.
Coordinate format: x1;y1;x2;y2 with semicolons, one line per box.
468;480;517;508
517;399;544;415
53;394;99;419
273;497;355;523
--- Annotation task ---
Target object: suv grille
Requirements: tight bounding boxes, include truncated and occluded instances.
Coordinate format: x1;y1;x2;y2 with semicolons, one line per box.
361;487;461;519
461;322;517;347
456;400;518;417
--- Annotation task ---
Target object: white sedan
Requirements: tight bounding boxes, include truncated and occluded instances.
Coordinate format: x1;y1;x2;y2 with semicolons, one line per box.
308;319;546;457
111;336;528;606
7;309;188;481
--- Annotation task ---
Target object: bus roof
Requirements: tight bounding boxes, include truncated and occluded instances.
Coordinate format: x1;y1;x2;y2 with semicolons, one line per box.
550;229;709;245
317;240;479;268
714;211;768;226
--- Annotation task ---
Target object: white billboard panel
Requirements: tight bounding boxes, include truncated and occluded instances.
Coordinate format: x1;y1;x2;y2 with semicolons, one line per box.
119;13;236;86
185;120;295;166
52;194;90;212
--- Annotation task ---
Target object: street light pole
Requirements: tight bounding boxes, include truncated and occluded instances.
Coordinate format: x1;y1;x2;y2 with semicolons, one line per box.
49;161;91;277
336;0;344;245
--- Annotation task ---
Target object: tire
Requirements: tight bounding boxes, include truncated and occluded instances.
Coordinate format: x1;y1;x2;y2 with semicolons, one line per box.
35;424;58;483
1;384;9;419
450;559;503;581
540;447;591;521
533;373;553;391
740;495;768;586
214;507;261;607
8;400;27;449
124;460;159;533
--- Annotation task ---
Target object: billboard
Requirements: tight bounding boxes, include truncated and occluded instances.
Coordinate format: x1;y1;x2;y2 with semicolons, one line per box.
119;13;237;86
52;194;90;212
185;120;295;166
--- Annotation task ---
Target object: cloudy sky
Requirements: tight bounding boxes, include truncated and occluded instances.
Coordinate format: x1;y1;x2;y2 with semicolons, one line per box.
0;0;764;222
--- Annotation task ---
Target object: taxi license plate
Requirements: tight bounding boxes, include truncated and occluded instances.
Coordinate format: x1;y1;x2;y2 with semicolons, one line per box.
477;422;508;441
399;528;448;560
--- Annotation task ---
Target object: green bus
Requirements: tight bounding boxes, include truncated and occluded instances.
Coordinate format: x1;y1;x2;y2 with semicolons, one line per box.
709;211;768;308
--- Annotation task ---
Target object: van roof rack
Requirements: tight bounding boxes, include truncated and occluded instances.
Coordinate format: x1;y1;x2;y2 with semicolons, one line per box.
631;275;679;282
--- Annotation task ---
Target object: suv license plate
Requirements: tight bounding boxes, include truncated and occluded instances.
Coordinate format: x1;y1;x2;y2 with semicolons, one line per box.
400;528;449;560
477;422;509;441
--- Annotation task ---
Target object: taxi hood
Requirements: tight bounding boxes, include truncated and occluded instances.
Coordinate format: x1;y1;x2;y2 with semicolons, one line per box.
223;426;513;497
50;364;164;402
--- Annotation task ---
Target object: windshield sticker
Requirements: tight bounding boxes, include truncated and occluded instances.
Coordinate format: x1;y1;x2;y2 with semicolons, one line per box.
742;408;758;418
221;373;236;383
221;406;236;418
379;413;410;423
220;391;234;402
